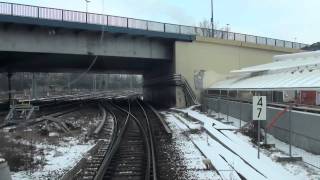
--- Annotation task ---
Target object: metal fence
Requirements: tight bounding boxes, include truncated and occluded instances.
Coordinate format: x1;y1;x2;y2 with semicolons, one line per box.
0;1;308;49
204;97;320;169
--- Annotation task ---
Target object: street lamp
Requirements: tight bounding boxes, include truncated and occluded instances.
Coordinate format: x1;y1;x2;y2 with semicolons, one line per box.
226;24;230;32
85;0;91;13
211;0;214;37
226;24;230;39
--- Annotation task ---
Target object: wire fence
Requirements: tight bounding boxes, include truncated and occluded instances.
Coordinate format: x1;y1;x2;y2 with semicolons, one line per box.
0;1;308;49
204;95;320;169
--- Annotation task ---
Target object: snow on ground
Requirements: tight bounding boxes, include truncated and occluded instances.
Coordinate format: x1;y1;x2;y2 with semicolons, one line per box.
11;137;95;180
162;112;220;180
213;110;320;169
178;107;320;180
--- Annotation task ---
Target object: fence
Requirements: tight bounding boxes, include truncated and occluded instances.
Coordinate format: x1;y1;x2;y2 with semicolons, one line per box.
0;1;308;49
204;96;320;168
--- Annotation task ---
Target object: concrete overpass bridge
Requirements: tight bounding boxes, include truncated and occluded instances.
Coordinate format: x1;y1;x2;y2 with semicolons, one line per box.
0;2;305;107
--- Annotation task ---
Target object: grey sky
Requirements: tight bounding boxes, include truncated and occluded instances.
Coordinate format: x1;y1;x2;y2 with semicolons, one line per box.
3;0;319;44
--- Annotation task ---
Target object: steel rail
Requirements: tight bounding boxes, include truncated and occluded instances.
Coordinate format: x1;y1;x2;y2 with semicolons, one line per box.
109;100;152;180
61;101;113;180
144;101;172;136
92;103;108;136
136;98;157;180
93;100;131;180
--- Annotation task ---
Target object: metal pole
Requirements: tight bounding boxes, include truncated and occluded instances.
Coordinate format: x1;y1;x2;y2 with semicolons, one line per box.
106;74;109;90
93;74;97;92
258;120;261;159
211;0;214;37
85;0;90;13
238;90;242;128
85;0;90;22
32;73;37;100
67;74;71;94
218;96;221;120
227;90;229;122
264;124;267;145
239;102;242;128
227;99;229;122
289;106;292;157
226;24;230;39
7;72;12;106
130;75;133;89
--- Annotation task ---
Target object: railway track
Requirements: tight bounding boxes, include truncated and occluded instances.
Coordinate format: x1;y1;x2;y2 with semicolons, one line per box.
137;100;190;180
79;102;121;180
103;118;147;179
70;97;185;180
90;98;155;180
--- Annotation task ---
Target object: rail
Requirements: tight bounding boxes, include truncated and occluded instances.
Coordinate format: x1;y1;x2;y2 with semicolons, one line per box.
93;103;107;135
95;100;155;180
94;100;130;180
0;1;307;49
145;102;172;136
136;99;157;180
111;100;153;180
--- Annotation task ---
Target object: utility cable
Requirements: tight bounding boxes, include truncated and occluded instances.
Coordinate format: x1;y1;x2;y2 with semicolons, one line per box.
68;0;106;86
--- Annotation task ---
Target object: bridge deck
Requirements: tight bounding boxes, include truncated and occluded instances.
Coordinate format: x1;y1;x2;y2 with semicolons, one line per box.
0;1;307;48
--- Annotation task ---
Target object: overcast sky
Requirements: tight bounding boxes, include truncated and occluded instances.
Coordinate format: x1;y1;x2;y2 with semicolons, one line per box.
3;0;319;44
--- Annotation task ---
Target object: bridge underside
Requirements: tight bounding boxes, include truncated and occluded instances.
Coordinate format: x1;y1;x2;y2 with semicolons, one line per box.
0;51;177;108
0;51;170;73
0;17;186;107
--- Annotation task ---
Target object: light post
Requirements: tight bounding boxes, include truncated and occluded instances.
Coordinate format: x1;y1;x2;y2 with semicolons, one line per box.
211;0;214;37
226;24;230;39
85;0;91;13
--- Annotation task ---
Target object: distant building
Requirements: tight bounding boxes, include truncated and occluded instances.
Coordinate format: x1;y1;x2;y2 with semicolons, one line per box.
206;50;320;106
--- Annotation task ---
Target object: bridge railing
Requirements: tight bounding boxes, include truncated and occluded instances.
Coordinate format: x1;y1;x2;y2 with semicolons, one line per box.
0;1;308;49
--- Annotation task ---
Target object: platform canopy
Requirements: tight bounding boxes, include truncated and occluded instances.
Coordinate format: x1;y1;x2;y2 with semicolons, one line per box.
210;50;320;91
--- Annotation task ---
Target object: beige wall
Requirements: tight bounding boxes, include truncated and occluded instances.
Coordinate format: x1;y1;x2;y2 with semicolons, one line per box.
175;36;301;98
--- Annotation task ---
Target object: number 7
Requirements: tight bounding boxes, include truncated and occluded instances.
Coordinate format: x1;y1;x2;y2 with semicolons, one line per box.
257;108;262;118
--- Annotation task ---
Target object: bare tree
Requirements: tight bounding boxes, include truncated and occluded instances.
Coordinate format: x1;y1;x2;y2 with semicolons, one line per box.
198;19;219;37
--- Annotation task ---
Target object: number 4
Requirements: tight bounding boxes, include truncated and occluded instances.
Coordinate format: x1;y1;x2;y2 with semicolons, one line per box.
257;98;263;106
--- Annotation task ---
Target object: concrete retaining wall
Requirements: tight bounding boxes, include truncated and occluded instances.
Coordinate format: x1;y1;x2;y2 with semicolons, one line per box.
203;97;320;154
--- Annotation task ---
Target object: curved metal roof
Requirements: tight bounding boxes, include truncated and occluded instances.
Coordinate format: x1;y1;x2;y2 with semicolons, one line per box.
210;51;320;90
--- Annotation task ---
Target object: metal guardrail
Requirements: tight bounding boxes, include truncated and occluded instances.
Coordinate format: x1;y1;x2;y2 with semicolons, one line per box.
144;74;198;106
0;1;308;49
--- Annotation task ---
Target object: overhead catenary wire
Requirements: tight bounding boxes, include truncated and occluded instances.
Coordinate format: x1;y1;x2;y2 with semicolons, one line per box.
68;0;106;86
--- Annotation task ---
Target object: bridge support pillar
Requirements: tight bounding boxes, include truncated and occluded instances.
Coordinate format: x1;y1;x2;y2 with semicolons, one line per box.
143;82;176;108
142;61;177;108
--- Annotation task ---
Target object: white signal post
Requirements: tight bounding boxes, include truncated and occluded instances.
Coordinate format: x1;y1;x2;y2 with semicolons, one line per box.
252;96;266;159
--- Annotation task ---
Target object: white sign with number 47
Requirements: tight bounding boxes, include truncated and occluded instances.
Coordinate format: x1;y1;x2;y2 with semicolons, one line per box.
253;96;266;120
